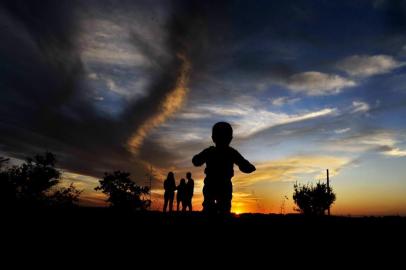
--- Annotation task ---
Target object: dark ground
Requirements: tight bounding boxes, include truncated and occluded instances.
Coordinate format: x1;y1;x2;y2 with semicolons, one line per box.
3;207;405;264
5;207;406;236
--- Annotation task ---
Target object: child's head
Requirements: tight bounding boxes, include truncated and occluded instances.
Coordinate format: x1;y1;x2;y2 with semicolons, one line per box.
180;178;186;185
186;172;192;179
212;122;233;147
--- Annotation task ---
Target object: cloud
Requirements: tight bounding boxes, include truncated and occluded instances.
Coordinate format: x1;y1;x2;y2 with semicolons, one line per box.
0;0;206;182
337;55;405;77
326;129;406;158
351;101;370;113
177;112;209;120
270;96;300;106
61;171;99;191
128;55;191;152
176;101;336;138
193;104;249;117
284;71;357;96
233;155;351;188
383;147;406;157
334;128;351;134
93;96;104;101
81;39;150;67
235;107;337;137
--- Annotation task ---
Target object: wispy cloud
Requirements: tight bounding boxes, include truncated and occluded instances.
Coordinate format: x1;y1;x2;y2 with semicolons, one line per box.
270;96;301;106
128;55;191;152
284;71;356;96
61;171;108;206
383;147;406;157
351;101;370;113
337;55;405;77
326;130;406;158
61;172;99;190
234;107;337;138
88;72;148;100
335;128;351;134
177;102;336;138
80;19;153;67
233;155;351;187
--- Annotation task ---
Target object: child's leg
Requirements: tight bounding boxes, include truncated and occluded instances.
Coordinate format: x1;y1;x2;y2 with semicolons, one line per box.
202;184;216;213
218;181;232;214
218;199;231;214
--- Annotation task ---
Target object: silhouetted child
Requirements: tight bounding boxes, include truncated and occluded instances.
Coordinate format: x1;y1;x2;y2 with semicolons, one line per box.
176;178;187;212
185;172;194;212
163;172;176;212
192;122;256;215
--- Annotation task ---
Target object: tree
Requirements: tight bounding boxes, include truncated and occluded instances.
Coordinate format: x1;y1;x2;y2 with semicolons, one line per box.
0;152;81;207
15;152;61;203
95;171;150;210
48;183;82;208
293;182;336;216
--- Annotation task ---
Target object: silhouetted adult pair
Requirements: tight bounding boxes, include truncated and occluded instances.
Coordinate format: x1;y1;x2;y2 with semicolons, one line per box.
163;172;194;212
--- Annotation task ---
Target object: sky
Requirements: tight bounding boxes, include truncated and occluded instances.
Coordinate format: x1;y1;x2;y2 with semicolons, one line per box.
1;0;406;215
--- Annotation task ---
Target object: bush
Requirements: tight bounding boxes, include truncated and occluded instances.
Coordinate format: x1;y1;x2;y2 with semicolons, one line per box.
293;182;336;216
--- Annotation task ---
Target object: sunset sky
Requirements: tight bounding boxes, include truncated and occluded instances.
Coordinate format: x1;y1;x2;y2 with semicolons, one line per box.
1;0;406;215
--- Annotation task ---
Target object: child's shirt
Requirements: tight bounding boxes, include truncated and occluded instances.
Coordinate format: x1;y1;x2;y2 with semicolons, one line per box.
192;146;255;185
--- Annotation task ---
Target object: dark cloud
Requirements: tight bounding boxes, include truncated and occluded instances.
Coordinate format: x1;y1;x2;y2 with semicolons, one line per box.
0;0;216;181
0;0;136;177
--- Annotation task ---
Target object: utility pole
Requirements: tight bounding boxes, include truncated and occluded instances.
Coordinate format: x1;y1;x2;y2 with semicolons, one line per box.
327;169;330;216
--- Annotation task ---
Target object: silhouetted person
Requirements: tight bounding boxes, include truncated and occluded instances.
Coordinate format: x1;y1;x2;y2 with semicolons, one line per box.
192;122;256;215
176;178;187;212
185;172;194;212
163;172;176;212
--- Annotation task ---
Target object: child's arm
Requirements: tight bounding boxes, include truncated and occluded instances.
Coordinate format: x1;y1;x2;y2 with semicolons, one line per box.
233;150;256;173
192;148;210;166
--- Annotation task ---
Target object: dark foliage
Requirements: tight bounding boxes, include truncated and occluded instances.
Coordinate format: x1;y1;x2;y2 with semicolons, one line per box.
0;152;81;207
95;171;150;210
293;182;336;216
